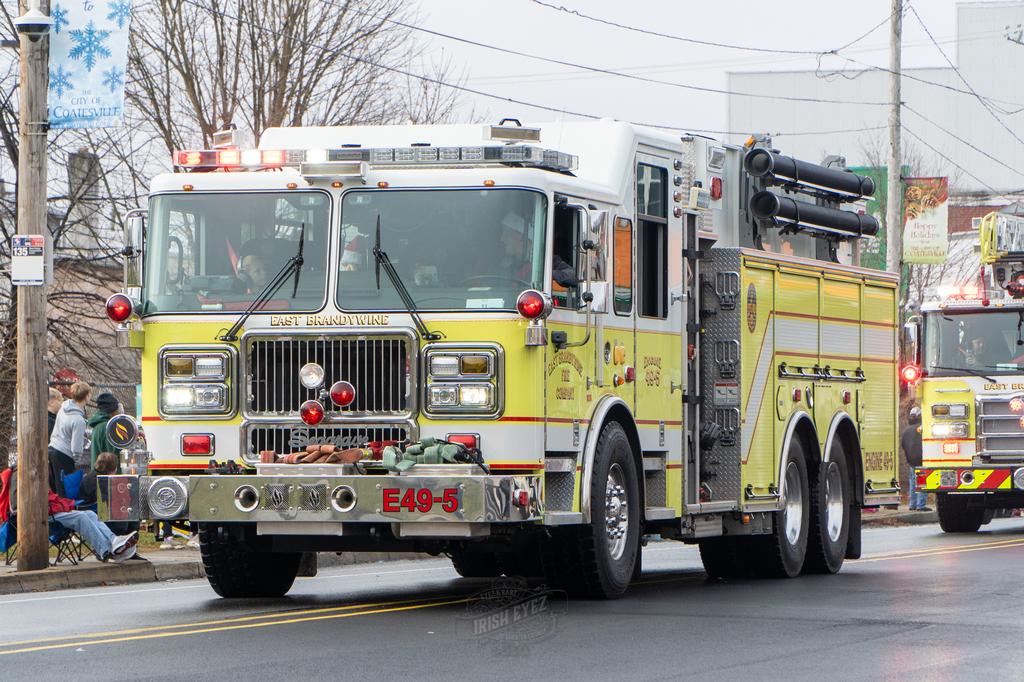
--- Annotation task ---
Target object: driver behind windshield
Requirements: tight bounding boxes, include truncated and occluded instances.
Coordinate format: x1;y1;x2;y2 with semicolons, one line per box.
964;326;1010;368
237;253;271;292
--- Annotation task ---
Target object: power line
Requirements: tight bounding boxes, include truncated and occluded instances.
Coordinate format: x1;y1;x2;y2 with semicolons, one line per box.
902;103;1024;179
523;1;1024;113
329;2;891;107
902;124;997;193
467;26;1006;87
528;0;845;55
176;0;888;139
909;4;1024;137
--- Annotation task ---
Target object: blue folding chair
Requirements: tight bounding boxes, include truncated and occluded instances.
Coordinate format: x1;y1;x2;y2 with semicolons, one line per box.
51;470;95;564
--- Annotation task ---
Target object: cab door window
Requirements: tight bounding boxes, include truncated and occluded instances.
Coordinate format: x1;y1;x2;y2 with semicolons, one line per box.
637;164;668;319
613;217;633;315
552;202;582;308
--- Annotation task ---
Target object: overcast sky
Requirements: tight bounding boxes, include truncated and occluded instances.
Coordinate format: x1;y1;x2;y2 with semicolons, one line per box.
418;0;969;132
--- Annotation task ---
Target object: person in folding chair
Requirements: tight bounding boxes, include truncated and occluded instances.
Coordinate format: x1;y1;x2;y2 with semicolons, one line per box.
0;465;138;564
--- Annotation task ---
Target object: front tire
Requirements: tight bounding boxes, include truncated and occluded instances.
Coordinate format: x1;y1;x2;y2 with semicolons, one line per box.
804;452;851;574
542;422;640;598
198;524;301;598
937;493;985;533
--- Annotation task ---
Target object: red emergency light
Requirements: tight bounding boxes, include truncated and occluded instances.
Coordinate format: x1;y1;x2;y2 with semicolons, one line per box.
299;399;325;426
181;434;213;456
900;364;922;385
105;294;134;323
329;381;356;408
516;290;551;320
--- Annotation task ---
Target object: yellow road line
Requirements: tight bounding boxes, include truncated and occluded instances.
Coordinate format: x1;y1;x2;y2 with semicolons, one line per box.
853;538;1024;564
854;536;1024;560
0;597;469;656
0;596;443;648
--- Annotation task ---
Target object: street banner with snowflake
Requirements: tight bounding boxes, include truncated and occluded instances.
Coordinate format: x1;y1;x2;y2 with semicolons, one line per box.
48;1;132;129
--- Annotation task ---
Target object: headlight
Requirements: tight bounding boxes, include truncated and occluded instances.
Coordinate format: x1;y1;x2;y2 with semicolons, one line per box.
429;385;459;406
933;403;968;418
160;348;234;417
424;347;501;416
932;422;969;438
459;385;493;407
427;383;495;411
430;355;461;378
161;384;228;414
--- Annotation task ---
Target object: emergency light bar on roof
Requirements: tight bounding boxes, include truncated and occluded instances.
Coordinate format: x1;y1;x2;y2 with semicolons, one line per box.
172;145;578;174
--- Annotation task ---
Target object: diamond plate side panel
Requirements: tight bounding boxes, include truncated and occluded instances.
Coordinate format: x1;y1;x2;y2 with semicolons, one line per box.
545;471;576;512
645;470;666;507
700;248;744;502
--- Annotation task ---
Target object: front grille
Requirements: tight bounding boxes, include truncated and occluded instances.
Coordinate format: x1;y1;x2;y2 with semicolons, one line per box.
977;397;1024;459
246;334;413;417
245;423;412;461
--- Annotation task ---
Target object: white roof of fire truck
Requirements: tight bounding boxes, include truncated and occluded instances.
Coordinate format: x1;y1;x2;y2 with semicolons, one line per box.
153;119;728;206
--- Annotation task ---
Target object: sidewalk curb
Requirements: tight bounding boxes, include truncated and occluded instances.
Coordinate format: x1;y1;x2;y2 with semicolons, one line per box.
0;550;435;595
863;510;939;526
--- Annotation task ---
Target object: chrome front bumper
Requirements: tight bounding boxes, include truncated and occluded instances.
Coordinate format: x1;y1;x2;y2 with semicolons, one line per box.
98;466;543;526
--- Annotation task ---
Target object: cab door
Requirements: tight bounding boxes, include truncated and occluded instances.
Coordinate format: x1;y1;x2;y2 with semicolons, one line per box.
545;200;596;453
633;155;683;510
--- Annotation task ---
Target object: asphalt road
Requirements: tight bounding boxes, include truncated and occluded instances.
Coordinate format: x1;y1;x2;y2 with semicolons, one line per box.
2;520;1024;681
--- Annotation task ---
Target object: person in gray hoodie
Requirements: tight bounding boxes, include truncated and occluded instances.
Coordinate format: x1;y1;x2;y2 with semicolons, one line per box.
48;381;91;495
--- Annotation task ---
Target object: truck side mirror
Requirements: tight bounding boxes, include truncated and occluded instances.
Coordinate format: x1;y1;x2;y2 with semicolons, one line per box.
122;208;145;291
903;318;921;366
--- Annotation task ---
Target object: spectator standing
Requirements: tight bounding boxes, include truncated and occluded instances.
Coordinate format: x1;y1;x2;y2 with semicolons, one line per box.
49;381;91;493
46;388;61;439
88;393;120;470
901;406;930;512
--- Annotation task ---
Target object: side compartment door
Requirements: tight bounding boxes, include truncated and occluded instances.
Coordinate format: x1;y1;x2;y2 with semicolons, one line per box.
773;266;821;486
740;259;778;503
861;281;899;500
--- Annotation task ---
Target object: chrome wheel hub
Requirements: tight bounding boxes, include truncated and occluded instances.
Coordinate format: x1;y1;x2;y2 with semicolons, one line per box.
824;462;845;543
783;461;803;545
605;464;629;560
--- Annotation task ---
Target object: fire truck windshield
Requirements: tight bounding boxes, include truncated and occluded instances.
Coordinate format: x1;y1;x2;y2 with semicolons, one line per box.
925;310;1024;375
337;188;547;311
142;191;330;314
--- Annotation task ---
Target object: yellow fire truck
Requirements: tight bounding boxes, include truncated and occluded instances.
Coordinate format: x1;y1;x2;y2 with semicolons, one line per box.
910;211;1024;532
99;120;899;598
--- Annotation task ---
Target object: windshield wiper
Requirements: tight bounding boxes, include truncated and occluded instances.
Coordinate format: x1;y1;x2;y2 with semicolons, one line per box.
929;365;999;382
371;215;441;341
218;224;305;342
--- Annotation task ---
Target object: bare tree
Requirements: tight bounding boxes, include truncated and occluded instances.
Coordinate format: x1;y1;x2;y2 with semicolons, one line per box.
0;0;463;462
128;0;463;154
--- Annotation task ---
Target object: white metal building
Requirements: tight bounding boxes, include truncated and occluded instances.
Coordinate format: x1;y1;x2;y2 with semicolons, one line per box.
727;1;1024;193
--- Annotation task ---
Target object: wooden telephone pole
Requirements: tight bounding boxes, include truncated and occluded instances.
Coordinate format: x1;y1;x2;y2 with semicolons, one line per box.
886;0;903;275
15;0;52;572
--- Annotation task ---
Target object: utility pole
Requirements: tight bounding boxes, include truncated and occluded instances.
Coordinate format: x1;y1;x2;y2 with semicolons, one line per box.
14;0;52;572
886;0;903;274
